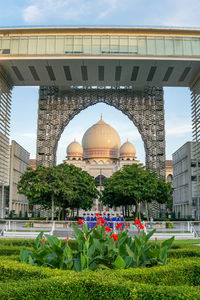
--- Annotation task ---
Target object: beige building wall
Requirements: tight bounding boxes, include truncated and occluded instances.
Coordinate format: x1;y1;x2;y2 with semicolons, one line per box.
9;140;30;216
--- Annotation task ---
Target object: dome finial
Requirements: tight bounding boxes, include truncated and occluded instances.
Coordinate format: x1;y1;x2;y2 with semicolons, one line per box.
74;137;76;142
100;113;102;120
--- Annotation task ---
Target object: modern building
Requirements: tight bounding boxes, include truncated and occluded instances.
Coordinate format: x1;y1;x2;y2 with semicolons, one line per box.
0;26;200;202
65;116;140;211
9;140;30;217
172;142;200;219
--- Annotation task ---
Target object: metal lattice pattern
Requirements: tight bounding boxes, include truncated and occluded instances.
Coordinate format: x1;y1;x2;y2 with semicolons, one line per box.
0;67;12;185
36;86;165;178
191;79;200;199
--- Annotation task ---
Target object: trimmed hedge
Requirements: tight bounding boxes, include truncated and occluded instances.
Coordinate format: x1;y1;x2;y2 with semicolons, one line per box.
0;274;200;299
0;256;200;286
0;240;200;299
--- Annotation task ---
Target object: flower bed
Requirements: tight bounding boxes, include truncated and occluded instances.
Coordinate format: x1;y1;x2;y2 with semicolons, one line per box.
0;242;200;299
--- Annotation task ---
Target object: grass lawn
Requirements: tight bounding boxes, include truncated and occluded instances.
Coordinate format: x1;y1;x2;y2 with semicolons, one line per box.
0;238;200;299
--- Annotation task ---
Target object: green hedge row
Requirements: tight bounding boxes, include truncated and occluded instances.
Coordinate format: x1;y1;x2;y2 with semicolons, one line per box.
0;274;200;299
0;256;200;286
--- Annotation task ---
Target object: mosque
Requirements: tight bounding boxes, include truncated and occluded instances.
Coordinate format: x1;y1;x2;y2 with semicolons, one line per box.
64;115;140;212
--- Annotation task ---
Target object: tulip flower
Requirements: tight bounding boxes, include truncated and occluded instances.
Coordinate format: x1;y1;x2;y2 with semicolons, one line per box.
116;223;123;229
105;226;112;232
139;224;144;230
78;218;84;224
95;213;100;217
65;236;69;243
111;234;118;242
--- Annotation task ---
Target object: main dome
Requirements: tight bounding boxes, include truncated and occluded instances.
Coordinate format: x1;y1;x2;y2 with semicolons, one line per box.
82;117;120;159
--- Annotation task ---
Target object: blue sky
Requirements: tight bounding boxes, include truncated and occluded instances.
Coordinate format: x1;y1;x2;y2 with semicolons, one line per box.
2;0;196;164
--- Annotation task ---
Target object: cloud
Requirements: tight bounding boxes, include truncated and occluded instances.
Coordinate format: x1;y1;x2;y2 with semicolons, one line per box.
22;0;126;23
158;0;200;27
23;5;42;23
22;133;37;138
166;122;192;137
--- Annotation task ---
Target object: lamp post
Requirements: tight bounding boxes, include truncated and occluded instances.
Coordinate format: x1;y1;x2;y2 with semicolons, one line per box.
99;169;102;214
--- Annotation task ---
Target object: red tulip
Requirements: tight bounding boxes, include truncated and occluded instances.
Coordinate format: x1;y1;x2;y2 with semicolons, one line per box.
134;219;141;225
78;218;84;224
139;224;144;230
116;223;123;229
111;234;118;242
65;236;69;243
95;213;100;217
105;226;112;232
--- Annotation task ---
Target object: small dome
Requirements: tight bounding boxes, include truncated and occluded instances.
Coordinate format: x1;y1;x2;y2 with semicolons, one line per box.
67;140;83;158
120;140;136;159
82;116;120;159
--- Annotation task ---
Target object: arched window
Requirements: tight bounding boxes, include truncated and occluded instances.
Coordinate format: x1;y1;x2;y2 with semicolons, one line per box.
95;174;106;185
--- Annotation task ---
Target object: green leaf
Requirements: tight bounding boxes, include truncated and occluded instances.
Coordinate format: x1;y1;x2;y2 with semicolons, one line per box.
81;253;87;270
19;247;29;263
45;234;59;247
145;229;156;242
87;244;95;257
126;244;135;259
28;255;35;266
161;236;174;249
113;255;126;269
73;258;81;271
35;232;44;248
124;256;132;268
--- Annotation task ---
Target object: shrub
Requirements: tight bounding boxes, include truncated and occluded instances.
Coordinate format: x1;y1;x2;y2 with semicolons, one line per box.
19;221;174;271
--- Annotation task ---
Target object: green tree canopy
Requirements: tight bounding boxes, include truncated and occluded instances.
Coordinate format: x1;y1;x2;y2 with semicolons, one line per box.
101;164;172;218
18;163;98;220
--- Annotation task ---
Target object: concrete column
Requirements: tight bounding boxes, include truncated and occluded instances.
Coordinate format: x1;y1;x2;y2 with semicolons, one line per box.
190;78;200;217
0;67;12;186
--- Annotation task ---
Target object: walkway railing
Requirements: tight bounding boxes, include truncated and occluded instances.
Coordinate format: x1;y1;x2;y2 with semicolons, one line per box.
0;220;197;239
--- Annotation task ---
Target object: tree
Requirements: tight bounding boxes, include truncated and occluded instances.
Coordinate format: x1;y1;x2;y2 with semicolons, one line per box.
101;164;172;219
18;164;98;220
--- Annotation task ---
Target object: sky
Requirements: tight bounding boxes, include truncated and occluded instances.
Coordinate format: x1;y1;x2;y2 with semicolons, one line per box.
1;0;197;164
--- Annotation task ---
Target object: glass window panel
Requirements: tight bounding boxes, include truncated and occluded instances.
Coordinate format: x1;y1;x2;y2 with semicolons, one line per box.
19;38;28;55
147;38;156;55
119;36;128;53
191;38;200;56
73;36;83;53
183;38;192;56
55;37;64;54
156;38;165;55
46;37;55;54
92;36;101;54
37;37;46;54
110;36;119;52
165;38;174;55
174;38;183;55
28;37;37;54
101;36;109;53
129;37;138;54
10;38;19;54
65;36;73;53
138;37;147;55
83;36;91;54
2;38;10;50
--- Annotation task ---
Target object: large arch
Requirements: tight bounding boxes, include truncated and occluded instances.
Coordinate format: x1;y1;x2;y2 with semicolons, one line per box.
36;86;165;177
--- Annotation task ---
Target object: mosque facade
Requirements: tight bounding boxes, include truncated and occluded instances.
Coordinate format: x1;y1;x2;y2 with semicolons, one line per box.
64;116;140;212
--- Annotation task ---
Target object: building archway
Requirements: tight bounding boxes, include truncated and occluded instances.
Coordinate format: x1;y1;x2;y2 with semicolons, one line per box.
37;86;165;177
